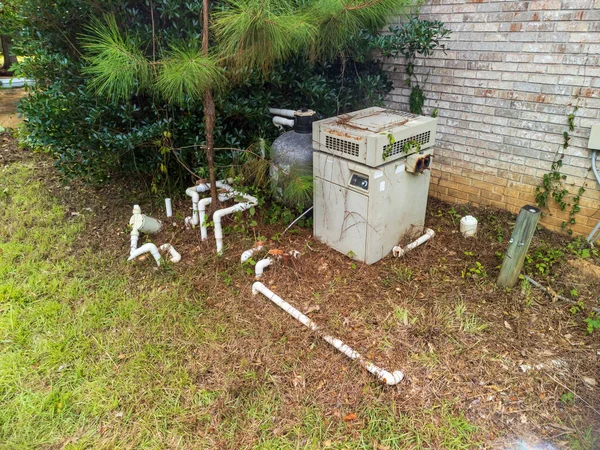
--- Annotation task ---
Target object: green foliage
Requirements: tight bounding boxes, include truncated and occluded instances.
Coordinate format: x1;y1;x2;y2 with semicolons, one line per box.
462;261;488;280
567;237;599;259
584;312;600;334
409;83;426;115
82;15;153;101
16;0;395;185
535;157;568;210
214;0;316;75
367;17;451;114
0;0;23;37
307;0;411;59
524;245;564;276
156;44;225;105
280;174;313;211
447;205;462;224
560;392;575;405
535;106;585;234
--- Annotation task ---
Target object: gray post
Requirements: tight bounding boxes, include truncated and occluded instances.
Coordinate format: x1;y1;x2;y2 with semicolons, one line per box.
497;205;541;288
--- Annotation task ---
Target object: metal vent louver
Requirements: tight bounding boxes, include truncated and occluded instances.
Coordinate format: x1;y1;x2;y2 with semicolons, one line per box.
383;131;431;157
325;135;360;157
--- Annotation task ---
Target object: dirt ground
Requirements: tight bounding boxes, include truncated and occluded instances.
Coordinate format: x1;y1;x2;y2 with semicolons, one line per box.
3;134;599;448
0;84;25;128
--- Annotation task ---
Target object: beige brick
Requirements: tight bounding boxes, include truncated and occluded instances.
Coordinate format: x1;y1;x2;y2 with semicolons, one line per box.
384;1;600;238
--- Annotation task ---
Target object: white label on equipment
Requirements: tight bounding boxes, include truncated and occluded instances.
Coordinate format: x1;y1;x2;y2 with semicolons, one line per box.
395;164;406;174
374;170;383;179
380;181;385;191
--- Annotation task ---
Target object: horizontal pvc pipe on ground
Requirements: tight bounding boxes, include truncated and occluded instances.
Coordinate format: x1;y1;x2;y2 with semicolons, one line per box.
393;228;435;257
252;282;404;386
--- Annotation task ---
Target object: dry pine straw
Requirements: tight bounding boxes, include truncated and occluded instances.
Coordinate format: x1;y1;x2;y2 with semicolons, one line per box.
134;199;599;445
14;138;599;447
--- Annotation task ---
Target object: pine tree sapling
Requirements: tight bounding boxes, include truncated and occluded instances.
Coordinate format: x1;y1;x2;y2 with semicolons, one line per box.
81;0;413;201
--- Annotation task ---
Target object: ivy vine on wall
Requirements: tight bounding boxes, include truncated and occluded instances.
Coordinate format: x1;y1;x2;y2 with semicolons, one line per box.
535;106;587;234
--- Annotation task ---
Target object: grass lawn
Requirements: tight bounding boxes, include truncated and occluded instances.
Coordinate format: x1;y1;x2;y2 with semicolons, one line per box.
0;141;598;449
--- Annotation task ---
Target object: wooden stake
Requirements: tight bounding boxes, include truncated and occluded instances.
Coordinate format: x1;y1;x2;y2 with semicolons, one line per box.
497;205;541;288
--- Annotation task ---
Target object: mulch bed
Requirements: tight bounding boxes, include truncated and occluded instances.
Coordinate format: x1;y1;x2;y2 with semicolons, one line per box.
4;136;598;447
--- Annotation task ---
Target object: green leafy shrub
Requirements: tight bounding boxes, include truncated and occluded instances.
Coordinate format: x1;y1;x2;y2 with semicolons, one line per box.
15;0;394;186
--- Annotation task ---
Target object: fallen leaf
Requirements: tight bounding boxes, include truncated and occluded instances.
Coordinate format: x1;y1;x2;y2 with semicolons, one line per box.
504;321;512;330
583;377;597;387
304;305;320;314
344;413;358;422
269;249;284;256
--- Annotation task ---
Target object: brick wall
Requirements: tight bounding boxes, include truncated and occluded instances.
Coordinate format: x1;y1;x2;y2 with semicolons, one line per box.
385;0;600;237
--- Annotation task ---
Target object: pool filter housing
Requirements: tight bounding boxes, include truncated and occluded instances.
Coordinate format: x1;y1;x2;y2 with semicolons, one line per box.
312;107;438;264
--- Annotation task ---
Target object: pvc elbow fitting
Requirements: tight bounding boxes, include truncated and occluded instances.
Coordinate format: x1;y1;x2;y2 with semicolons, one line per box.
380;370;405;386
255;258;272;278
241;245;263;264
159;244;181;263
128;243;162;265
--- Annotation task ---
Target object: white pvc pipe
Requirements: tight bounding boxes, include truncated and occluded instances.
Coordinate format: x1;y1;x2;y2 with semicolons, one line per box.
165;198;173;218
0;78;35;89
255;258;272;278
252;282;404;386
272;116;294;130
184;183;210;227
185;180;234;230
159;243;181;263
268;107;296;118
128;243;162;265
130;232;139;254
199;183;235;240
127;242;181;266
198;197;213;240
214;193;258;254
393;228;435;257
241;245;263;263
